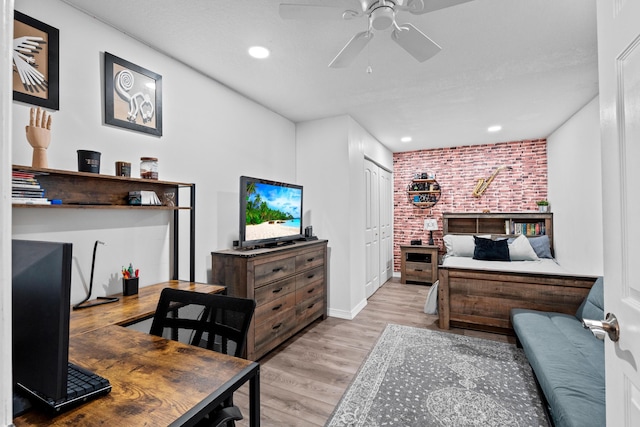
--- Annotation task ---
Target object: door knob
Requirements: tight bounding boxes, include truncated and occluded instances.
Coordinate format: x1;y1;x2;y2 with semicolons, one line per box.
582;312;620;342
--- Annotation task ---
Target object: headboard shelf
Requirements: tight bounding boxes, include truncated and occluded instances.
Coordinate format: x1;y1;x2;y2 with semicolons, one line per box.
443;212;554;252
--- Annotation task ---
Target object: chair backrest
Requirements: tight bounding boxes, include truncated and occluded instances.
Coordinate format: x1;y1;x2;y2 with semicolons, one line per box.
150;288;256;358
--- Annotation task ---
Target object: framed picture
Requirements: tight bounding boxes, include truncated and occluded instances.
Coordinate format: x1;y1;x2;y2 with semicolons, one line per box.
12;11;60;110
104;52;162;136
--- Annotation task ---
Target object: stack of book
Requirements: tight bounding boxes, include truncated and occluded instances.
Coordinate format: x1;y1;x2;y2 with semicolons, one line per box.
12;171;50;205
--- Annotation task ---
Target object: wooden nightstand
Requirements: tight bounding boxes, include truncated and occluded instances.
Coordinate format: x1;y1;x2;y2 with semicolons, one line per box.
400;245;439;285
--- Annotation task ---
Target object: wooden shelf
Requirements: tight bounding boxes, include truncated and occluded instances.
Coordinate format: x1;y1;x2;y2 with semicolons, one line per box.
443;212;554;253
12;165;193;209
407;177;441;208
12;164;196;281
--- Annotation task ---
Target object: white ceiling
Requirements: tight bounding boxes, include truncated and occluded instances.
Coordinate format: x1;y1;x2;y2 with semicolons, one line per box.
60;0;598;152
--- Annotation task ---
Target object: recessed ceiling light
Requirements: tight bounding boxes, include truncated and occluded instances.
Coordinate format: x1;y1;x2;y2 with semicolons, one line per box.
401;136;412;143
487;125;502;132
248;46;270;59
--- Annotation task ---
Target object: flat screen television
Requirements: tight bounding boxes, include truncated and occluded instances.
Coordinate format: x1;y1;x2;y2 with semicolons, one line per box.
239;176;303;248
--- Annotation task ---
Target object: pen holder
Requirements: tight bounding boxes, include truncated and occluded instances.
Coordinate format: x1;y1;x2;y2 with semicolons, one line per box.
122;277;139;296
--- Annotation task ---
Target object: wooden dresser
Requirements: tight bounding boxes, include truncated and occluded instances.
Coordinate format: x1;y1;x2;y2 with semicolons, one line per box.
211;240;328;360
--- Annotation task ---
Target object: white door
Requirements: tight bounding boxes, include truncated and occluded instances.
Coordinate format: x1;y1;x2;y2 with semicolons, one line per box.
379;167;393;284
597;1;640;424
364;159;380;298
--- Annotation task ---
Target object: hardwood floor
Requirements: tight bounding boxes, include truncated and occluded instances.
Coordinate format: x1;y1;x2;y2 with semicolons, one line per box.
233;277;515;426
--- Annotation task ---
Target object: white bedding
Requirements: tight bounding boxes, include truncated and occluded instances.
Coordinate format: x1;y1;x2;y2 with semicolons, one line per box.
441;255;568;275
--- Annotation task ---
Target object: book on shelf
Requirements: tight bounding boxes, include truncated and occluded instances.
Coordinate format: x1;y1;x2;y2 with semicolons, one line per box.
11;197;51;205
11;182;41;190
12;191;46;199
512;221;546;236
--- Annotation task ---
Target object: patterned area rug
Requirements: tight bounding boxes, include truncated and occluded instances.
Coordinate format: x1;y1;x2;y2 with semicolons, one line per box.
326;324;547;427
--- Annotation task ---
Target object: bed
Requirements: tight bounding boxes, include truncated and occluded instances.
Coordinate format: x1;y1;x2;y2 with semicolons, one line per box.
437;232;597;334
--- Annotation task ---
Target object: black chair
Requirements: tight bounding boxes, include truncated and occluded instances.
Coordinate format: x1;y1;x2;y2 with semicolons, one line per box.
150;288;256;427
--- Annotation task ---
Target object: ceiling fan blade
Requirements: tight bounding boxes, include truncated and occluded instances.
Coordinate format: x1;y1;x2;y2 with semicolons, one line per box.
391;23;441;62
328;31;373;68
402;0;473;15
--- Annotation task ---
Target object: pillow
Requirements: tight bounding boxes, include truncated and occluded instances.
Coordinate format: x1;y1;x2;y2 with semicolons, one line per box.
443;235;475;257
443;234;491;257
528;235;553;259
508;235;539;261
575;277;605;322
473;236;510;261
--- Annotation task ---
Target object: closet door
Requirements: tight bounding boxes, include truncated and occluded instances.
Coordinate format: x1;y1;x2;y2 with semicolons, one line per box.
379;167;392;284
364;159;380;298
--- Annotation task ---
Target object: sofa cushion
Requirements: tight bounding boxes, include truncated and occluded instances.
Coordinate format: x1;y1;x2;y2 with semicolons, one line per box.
575;276;604;322
511;308;605;427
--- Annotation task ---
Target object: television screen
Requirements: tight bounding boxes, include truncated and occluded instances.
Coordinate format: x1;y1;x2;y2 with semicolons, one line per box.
240;176;303;248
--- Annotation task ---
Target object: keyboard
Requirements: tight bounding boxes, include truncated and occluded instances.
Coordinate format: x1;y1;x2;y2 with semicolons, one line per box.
17;362;111;413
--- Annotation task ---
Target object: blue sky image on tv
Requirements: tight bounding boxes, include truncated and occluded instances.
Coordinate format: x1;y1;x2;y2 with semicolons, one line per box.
245;182;301;241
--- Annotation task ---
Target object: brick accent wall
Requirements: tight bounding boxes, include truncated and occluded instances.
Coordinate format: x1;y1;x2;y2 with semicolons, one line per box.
393;139;548;272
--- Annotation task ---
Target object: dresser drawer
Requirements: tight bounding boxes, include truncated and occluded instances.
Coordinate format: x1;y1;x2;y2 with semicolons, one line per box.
255;292;296;324
295;248;325;271
254;277;296;306
296;294;324;323
254;256;296;287
296;280;324;304
295;266;324;289
254;307;296;351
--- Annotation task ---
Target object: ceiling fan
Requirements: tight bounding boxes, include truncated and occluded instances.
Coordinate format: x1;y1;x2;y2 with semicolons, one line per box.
279;0;473;68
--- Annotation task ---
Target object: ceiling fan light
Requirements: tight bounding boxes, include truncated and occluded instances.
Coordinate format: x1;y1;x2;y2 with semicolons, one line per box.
370;6;394;30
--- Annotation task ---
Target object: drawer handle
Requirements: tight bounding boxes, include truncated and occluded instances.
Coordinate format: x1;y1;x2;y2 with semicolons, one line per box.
272;304;283;311
414;269;423;272
272;287;283;294
307;303;315;309
307;287;315;294
272;322;283;330
307;274;315;279
307;257;315;262
272;267;283;272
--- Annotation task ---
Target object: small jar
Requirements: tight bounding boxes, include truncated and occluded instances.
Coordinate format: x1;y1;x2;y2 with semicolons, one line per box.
140;157;158;180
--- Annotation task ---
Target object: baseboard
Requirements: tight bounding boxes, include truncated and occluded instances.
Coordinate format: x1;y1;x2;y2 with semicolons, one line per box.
327;298;367;320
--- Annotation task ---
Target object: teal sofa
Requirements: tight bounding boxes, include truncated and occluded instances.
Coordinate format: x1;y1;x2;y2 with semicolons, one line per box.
511;277;605;427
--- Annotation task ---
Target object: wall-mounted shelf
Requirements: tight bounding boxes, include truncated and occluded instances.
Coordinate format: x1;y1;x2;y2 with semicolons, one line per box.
407;178;441;208
11;165;196;281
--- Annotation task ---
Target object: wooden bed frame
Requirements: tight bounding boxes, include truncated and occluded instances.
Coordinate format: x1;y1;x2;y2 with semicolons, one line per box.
438;267;597;334
438;212;597;334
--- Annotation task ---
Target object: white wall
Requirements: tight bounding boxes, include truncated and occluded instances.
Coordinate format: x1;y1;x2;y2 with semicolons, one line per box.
1;1;15;424
296;115;392;319
10;0;296;305
547;96;603;275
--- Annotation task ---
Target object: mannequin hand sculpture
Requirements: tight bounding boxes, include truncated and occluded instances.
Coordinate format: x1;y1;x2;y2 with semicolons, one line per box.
25;107;52;168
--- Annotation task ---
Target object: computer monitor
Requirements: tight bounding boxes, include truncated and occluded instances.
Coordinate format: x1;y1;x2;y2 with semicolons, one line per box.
12;239;73;400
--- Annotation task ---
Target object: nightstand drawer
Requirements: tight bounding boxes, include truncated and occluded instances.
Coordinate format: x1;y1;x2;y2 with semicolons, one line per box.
405;261;433;276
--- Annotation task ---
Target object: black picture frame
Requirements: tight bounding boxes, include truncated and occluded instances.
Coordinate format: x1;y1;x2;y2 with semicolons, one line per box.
12;11;60;110
104;52;162;136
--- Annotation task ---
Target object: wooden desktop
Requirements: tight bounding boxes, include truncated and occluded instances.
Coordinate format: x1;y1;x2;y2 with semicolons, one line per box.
13;281;261;427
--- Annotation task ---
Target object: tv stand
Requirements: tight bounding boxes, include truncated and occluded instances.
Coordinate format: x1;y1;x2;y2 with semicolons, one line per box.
211;239;328;360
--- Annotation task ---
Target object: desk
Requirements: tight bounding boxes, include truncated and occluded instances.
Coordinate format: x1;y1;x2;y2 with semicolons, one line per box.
13;281;261;427
69;280;225;336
